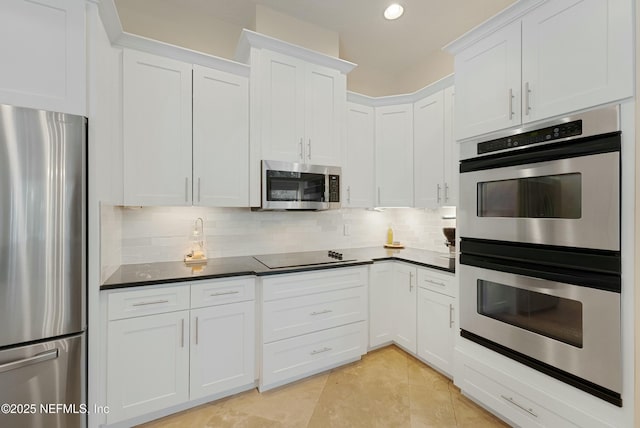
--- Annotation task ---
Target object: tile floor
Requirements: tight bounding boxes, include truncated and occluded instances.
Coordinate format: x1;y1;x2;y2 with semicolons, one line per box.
138;345;509;427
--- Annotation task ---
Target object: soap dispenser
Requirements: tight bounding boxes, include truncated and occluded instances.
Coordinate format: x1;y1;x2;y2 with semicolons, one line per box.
386;224;394;245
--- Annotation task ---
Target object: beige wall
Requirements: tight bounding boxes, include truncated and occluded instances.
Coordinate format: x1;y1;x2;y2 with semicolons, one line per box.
635;2;639;424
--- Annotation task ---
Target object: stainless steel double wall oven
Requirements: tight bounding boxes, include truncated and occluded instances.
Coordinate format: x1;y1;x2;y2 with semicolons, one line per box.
458;106;622;406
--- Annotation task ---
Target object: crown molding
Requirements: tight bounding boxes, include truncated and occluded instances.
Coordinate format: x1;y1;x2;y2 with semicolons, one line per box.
235;29;357;74
348;74;454;107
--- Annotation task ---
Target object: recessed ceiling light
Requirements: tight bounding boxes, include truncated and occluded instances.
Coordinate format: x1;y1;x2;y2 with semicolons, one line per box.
384;3;404;20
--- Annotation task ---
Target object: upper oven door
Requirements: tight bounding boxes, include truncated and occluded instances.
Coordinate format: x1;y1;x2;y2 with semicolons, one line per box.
459;141;620;251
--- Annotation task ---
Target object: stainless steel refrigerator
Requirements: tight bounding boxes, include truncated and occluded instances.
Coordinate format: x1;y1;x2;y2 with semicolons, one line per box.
0;104;86;428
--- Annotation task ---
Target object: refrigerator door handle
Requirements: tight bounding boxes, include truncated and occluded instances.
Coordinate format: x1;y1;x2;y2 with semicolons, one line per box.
0;349;58;373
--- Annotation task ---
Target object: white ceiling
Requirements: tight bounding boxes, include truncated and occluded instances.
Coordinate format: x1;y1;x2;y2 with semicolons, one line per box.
115;0;515;79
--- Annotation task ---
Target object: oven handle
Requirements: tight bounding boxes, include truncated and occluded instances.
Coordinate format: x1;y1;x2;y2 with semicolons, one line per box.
459;133;620;173
460;253;620;293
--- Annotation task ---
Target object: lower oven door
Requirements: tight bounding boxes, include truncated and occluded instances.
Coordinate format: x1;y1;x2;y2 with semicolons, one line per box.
460;264;621;395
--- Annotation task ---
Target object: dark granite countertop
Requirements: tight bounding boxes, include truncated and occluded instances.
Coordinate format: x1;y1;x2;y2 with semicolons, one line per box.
101;246;455;290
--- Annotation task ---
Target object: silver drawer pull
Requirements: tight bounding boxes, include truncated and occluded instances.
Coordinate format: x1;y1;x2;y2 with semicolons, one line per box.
424;279;446;287
210;290;240;297
132;299;169;307
0;349;58;374
501;395;538;418
310;309;333;316
310;347;332;356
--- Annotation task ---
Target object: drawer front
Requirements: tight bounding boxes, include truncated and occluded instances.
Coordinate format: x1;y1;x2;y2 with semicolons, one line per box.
108;285;190;320
263;287;367;343
191;276;255;308
262;321;366;389
417;268;456;297
262;267;367;302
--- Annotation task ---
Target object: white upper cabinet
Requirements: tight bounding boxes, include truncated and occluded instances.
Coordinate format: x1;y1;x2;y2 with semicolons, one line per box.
442;86;458;206
193;65;249;207
0;0;85;115
375;104;414;207
344;101;375;208
414;91;445;208
123;50;193;206
259;50;344;166
454;20;522;141
521;0;633;123
450;0;633;140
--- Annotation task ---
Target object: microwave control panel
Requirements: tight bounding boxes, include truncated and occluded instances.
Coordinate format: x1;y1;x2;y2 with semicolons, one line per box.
328;175;340;202
478;120;583;155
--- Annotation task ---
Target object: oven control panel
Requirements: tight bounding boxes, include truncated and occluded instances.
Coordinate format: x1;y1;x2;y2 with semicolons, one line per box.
477;120;583;155
328;175;340;202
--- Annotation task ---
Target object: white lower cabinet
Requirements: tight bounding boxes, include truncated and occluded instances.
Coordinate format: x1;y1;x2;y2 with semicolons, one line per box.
105;277;256;425
190;300;255;400
260;267;368;391
417;288;455;377
392;263;417;354
107;311;190;424
369;262;394;348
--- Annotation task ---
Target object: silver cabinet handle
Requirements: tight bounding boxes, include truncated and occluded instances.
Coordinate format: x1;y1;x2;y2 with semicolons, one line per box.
195;316;199;345
180;318;185;348
210;290;240;297
444;183;449;202
437;184;441;203
310;309;333;316
449;304;454;328
299;138;304;159
0;349;58;374
132;299;169;307
310;347;332;355
198;177;201;203
501;395;538;418
423;278;446;288
347;186;351;204
409;271;414;291
508;88;514;120
185;177;189;203
377;187;381;205
525;82;531;115
307;139;311;160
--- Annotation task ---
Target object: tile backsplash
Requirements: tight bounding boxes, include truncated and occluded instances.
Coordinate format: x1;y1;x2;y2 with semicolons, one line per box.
101;205;455;281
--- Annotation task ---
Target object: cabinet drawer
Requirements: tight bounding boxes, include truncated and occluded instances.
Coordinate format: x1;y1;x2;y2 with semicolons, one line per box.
191;276;255;308
263;286;366;343
108;285;190;320
261;321;366;390
417;268;456;297
262;267;367;302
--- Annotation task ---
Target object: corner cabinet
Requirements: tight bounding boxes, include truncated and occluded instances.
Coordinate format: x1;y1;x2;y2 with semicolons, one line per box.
451;0;633;140
344;101;375;208
122;49;250;207
392;263;417;353
375;104;414;207
368;262;394;348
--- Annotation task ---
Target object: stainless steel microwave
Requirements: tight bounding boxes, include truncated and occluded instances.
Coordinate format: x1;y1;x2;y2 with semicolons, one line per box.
261;160;341;210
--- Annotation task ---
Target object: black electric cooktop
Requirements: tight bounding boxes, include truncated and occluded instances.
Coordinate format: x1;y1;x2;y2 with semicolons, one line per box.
253;250;355;269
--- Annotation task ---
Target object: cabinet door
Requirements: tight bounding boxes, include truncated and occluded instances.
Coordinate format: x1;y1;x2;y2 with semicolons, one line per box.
305;63;344;166
393;264;417;354
368;263;394;348
260;50;306;162
193;65;249;207
190;301;255;400
455;20;521;140
345;102;375;208
413;91;444;208
0;0;85;115
442;86;458;206
375;104;414;207
107;311;189;424
123;50;193;206
417;288;455;376
521;0;633;123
